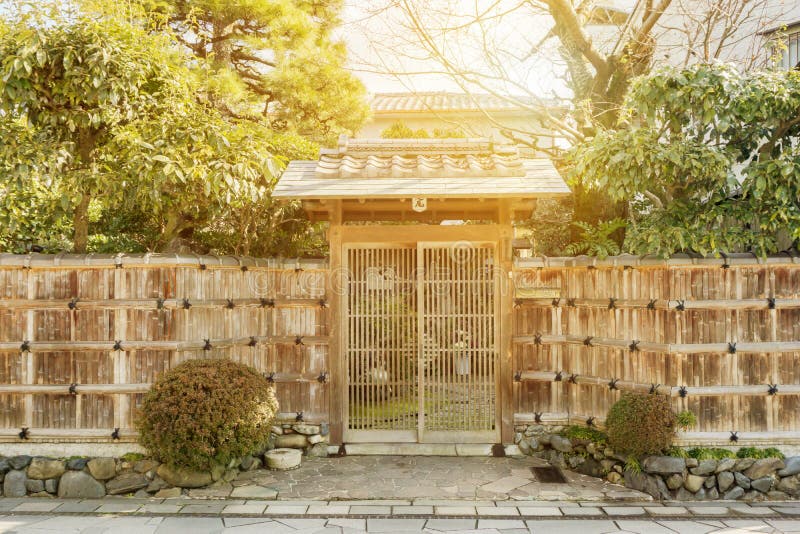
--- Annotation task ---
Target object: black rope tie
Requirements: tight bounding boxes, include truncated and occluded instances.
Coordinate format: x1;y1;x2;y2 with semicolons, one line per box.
199;263;207;270
629;340;640;352
113;340;122;351
534;412;543;423
587;265;596;270
586;416;596;427
240;265;248;272
583;336;594;347
317;372;328;383
111;428;120;440
266;372;276;384
182;298;191;310
18;427;29;440
226;299;235;309
248;336;258;347
513;371;522;382
260;298;275;308
608;298;617;310
295;336;304;346
156;298;165;310
569;374;579;384
768;383;779;395
68;298;78;310
551;297;560;308
533;333;542;346
767;297;776;309
649;383;661;395
294;267;304;274
729;431;739;442
679;385;688;398
608;378;619;391
728;342;737;354
513;298;522;309
295;411;304;422
69;383;78;395
554;371;563;382
647;299;657;310
720;252;730;269
567;298;576;307
675;300;685;311
20;340;30;353
319;299;327;309
203;339;212;351
623;265;634;271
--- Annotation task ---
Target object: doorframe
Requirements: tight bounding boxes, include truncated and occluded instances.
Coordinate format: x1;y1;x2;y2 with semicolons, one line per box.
334;222;512;445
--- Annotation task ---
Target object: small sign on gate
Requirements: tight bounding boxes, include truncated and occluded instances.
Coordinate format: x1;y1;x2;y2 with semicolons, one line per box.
412;197;427;212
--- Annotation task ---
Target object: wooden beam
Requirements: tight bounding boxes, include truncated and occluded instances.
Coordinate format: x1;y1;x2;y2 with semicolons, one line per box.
498;200;514;444
328;200;345;445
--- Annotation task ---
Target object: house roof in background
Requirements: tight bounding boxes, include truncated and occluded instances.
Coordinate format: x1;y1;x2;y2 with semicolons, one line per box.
369;92;549;114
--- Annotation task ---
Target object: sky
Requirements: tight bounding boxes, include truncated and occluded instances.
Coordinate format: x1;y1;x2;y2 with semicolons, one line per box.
339;0;637;96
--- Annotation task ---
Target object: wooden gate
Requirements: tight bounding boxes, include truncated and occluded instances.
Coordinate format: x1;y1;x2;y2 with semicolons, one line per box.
344;242;498;443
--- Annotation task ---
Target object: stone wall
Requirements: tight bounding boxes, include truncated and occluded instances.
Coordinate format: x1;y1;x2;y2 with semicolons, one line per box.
0;424;330;498
515;424;800;501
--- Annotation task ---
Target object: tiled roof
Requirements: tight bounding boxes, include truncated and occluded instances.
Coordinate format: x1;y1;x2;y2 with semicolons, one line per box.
315;138;525;179
273;136;570;199
370;92;534;113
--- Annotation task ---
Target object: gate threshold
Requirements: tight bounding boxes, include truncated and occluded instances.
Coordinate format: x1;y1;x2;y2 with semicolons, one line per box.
342;443;503;456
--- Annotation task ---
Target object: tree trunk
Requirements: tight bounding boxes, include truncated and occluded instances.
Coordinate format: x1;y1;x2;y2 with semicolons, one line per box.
72;194;91;253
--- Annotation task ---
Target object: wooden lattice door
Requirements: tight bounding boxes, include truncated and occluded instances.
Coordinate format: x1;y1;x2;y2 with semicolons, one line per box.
344;242;498;443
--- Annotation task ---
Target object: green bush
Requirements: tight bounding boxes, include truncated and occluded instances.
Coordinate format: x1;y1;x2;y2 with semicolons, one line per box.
736;447;784;459
562;425;608;444
686;447;736;460
605;393;676;457
676;411;697;431
137;359;279;471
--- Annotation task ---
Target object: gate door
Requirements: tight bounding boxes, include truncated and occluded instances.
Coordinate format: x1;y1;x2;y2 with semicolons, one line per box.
344;242;498;443
418;243;497;443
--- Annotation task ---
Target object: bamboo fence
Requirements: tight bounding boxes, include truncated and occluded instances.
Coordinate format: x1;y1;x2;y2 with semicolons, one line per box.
513;253;800;446
0;253;329;442
3;252;800;446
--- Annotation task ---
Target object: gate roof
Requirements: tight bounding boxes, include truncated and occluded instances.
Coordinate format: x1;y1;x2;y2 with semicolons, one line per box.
273;136;570;222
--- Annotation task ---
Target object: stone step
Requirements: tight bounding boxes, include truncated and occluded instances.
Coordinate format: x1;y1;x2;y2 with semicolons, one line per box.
343;443;494;456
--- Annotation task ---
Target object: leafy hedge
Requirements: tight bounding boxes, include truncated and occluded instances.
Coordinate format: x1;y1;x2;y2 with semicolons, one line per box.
606;393;676;457
137;359;279;471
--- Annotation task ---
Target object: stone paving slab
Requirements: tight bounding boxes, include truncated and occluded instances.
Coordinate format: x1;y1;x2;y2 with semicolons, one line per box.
6;514;800;533
3;497;800;519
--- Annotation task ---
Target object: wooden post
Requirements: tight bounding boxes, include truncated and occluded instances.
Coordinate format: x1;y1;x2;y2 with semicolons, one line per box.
23;267;34;429
328;201;345;444
498;200;514;443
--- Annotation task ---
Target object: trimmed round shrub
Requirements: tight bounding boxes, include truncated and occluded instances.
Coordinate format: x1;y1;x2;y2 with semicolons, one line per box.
606;392;676;457
137;359;278;471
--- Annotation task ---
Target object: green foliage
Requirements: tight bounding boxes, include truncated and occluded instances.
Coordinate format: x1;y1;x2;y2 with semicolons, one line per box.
143;0;369;143
0;14;181;251
563;218;626;258
624;456;642;474
120;452;146;462
137;359;279;471
562;425;608;444
0;6;324;256
606;393;677;458
686;447;736;460
666;446;689;458
676;411;697;431
570;64;800;257
380;121;466;139
736;447;784;459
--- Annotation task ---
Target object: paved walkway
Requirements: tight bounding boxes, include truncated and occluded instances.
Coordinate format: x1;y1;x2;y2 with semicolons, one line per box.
1;500;800;533
212;456;648;501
